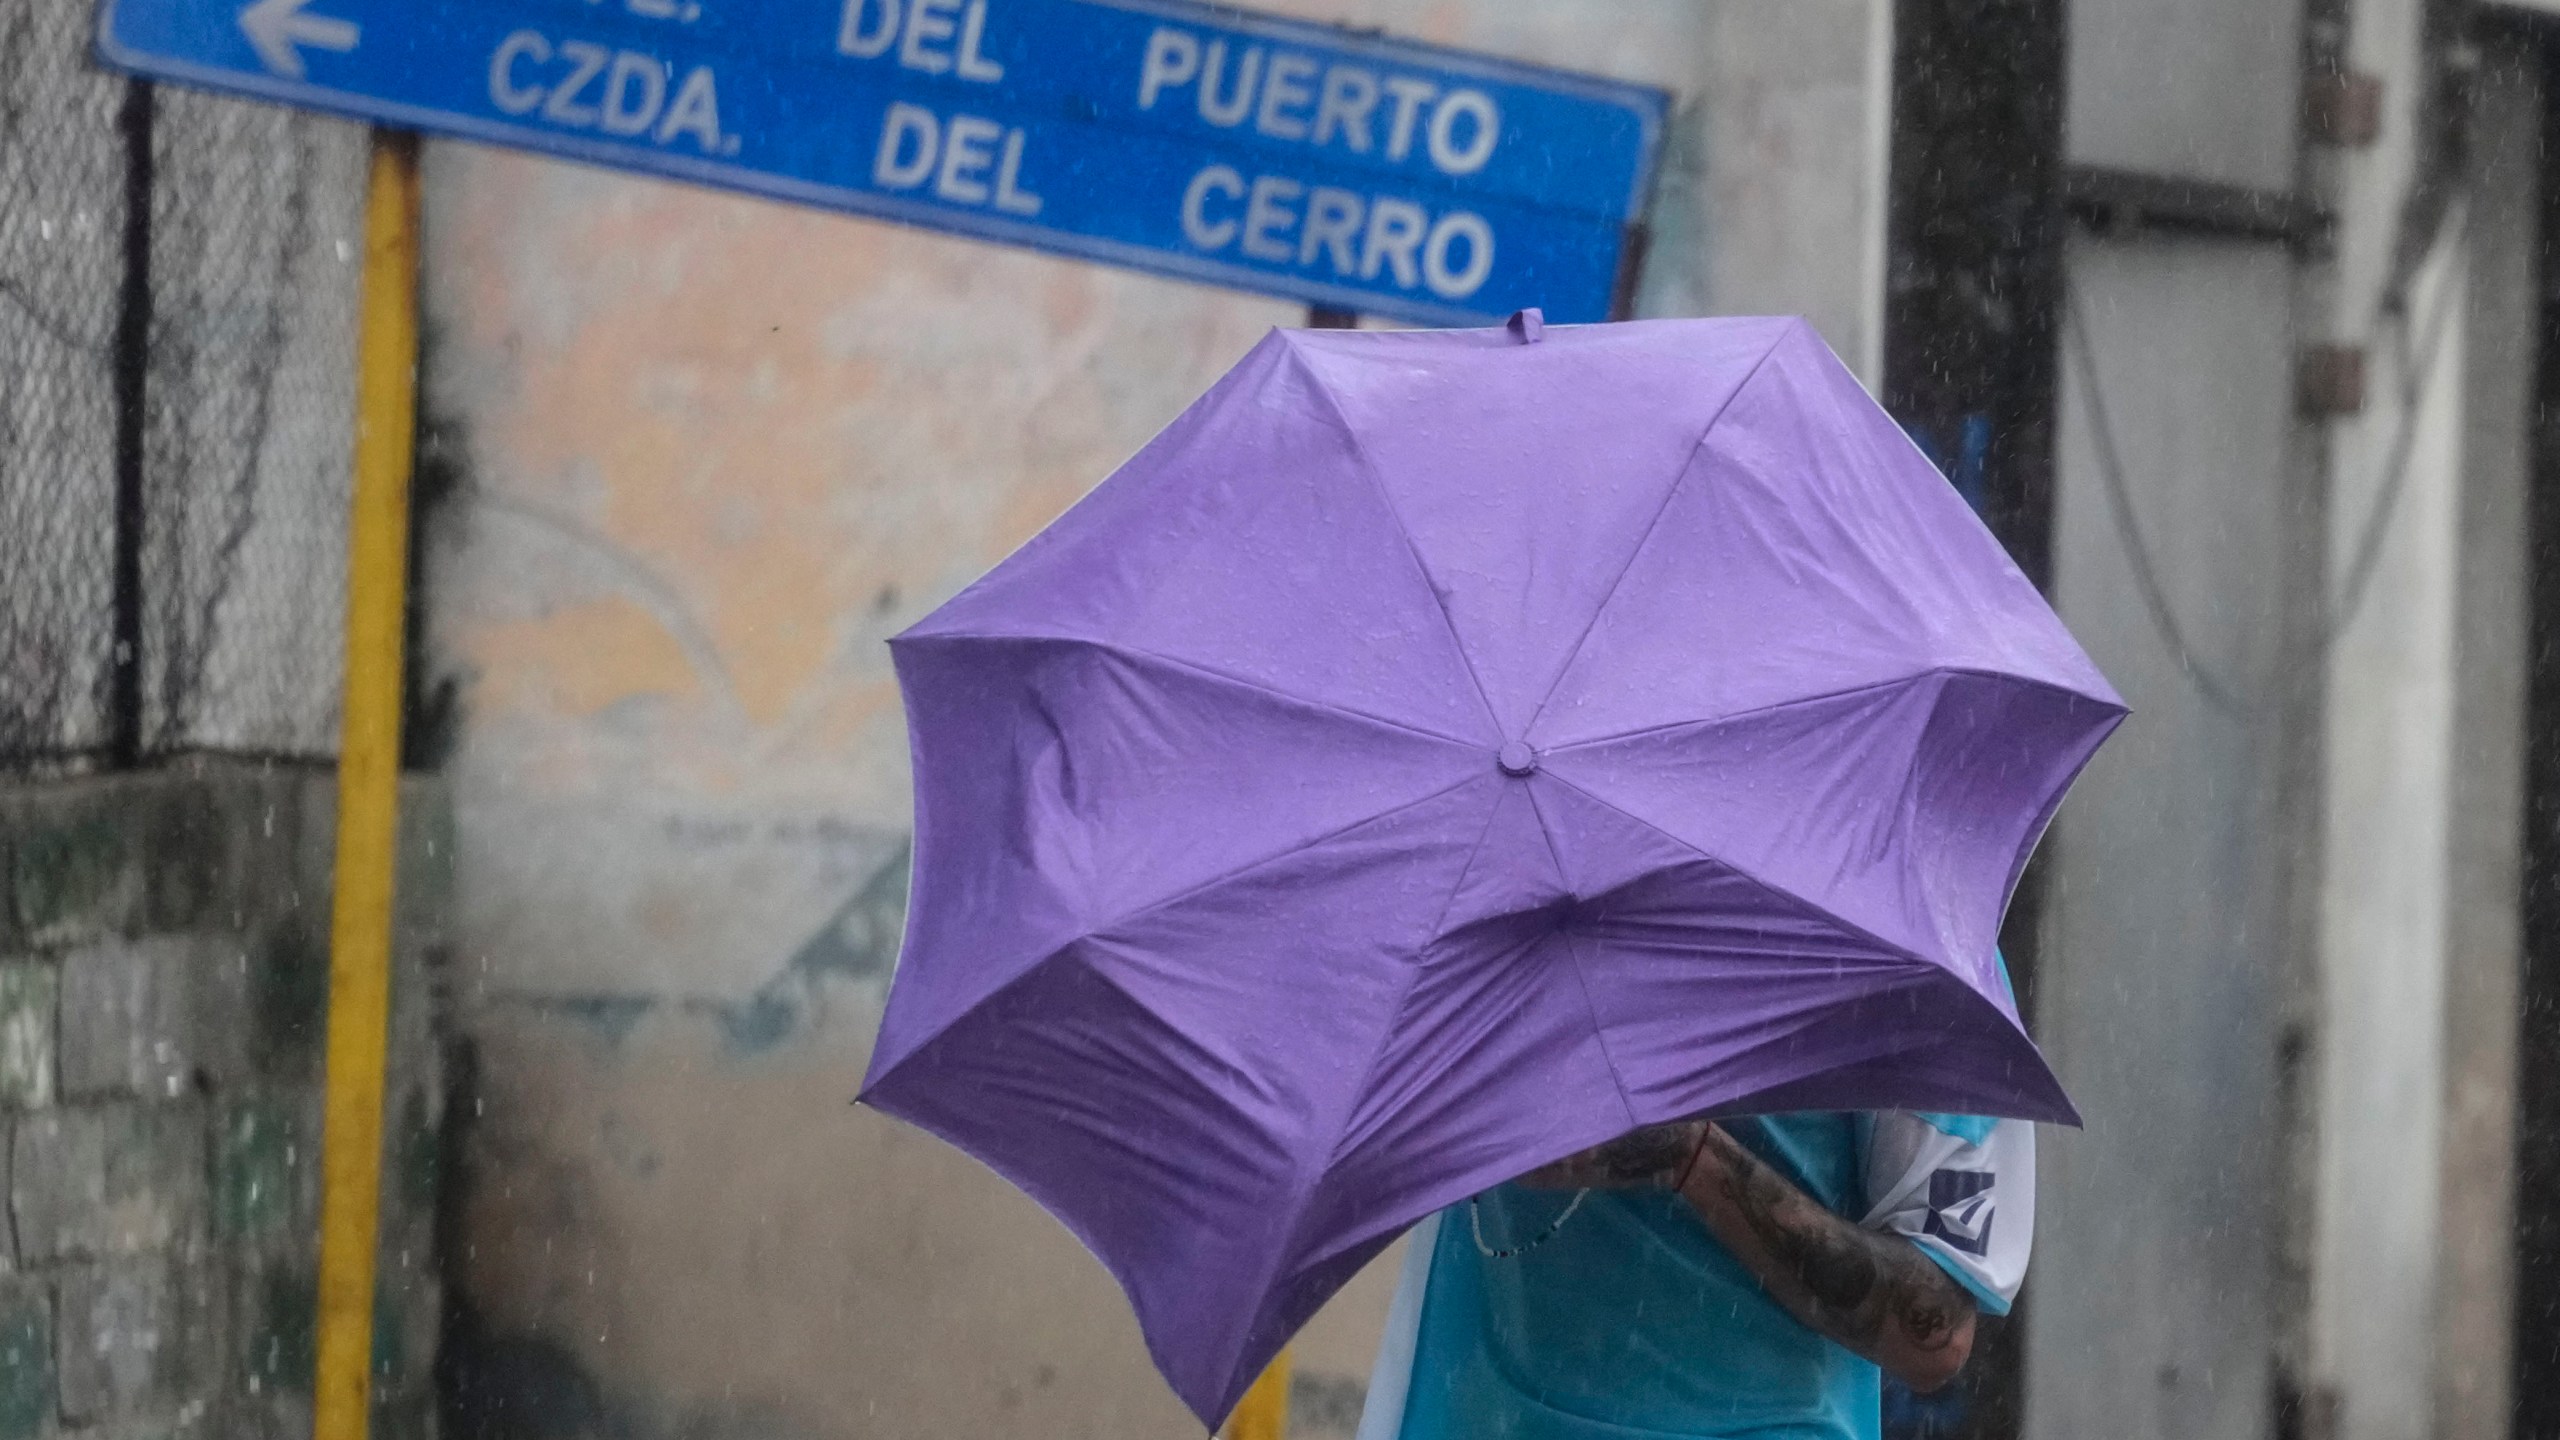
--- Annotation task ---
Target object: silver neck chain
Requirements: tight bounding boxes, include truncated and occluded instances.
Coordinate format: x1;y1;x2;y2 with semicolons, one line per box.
1468;1189;1590;1260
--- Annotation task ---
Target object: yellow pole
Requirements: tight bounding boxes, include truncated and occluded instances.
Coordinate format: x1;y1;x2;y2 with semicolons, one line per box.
312;128;419;1440
1222;1349;1293;1440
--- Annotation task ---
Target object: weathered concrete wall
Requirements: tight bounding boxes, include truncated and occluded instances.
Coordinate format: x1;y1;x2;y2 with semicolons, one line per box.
2029;0;2311;1435
2428;44;2535;1432
418;3;1893;1435
0;763;446;1440
2307;8;2461;1432
2304;11;2540;1440
2036;233;2301;1440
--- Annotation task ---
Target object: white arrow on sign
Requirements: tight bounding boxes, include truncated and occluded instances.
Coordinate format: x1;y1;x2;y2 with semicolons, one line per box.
238;0;358;79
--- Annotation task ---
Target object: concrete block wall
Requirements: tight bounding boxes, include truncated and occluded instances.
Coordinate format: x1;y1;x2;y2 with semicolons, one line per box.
0;760;446;1440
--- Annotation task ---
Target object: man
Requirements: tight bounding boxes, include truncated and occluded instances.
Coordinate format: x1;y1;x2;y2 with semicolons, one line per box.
1354;1104;2031;1440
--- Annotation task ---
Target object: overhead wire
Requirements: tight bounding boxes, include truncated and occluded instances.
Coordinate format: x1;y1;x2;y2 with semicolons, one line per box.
2321;195;2472;645
2061;6;2480;723
2060;187;2471;723
2060;277;2257;719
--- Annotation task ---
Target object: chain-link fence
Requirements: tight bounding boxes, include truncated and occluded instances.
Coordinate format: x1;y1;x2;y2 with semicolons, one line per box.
2;0;368;770
0;0;125;763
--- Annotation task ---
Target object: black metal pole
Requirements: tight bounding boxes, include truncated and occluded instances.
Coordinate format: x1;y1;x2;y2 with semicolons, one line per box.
108;78;153;767
1881;3;2066;1438
2511;37;2560;1440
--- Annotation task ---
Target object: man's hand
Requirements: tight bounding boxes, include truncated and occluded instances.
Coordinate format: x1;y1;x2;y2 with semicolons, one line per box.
1675;1124;1976;1392
1512;1121;1980;1391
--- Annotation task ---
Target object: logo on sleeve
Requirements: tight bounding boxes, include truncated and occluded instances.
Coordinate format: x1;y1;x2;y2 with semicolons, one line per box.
1923;1171;1995;1256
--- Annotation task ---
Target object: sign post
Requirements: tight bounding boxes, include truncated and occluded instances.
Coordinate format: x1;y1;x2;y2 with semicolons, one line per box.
313;128;418;1440
97;0;1666;323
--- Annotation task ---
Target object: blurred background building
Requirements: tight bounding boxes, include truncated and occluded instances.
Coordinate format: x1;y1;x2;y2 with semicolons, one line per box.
7;0;2560;1438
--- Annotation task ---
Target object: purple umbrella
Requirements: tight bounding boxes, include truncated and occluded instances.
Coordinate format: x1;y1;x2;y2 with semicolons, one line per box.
860;314;2123;1427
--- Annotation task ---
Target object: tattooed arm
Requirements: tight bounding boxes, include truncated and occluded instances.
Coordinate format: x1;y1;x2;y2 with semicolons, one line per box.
1521;1121;1977;1391
1676;1123;1975;1391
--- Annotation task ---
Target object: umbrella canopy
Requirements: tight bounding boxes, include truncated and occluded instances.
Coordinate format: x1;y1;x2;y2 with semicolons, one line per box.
860;314;2124;1427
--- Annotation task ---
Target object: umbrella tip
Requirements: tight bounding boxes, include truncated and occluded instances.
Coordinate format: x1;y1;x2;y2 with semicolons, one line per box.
1506;308;1545;344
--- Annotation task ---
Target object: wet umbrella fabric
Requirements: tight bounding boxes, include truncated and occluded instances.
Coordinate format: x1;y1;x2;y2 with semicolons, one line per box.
858;315;2124;1427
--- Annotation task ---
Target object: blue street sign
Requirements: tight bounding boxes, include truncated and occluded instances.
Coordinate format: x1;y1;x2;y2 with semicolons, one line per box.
97;0;1668;324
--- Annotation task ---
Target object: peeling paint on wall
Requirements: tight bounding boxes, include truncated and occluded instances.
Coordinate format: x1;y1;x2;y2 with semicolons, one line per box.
716;840;907;1058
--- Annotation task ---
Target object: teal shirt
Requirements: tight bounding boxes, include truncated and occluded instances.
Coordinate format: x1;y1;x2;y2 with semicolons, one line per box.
1396;1115;1881;1440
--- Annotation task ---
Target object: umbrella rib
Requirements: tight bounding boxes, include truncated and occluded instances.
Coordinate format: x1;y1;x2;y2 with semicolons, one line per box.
874;772;1493;1097
1306;777;1513;1169
1520;781;1644;1131
1534;769;1939;974
1305;769;1555;1190
899;630;1488;749
1280;337;1506;743
1276;782;1509;1203
1517;323;1797;739
1074;769;1490;955
1422;778;1520;942
1066;770;1498;1399
1543;671;1932;756
1254;776;1511;1385
1539;665;2117;755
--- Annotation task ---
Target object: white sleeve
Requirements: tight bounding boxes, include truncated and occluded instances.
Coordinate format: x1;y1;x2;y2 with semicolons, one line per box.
1859;1111;2034;1315
1352;1212;1440;1440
